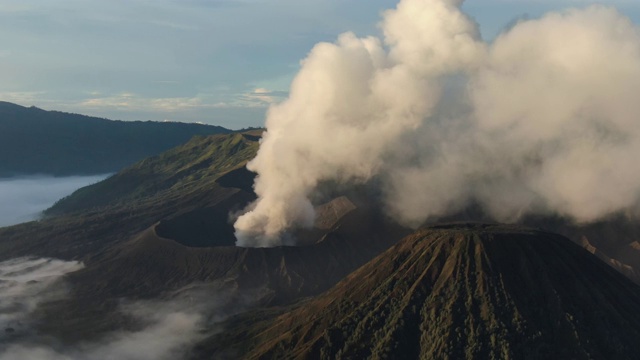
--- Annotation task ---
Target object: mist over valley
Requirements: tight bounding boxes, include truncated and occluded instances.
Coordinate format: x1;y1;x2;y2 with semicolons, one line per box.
0;175;108;227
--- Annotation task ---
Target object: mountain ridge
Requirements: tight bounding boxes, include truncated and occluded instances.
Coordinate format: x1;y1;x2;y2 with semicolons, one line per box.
0;132;259;261
0;101;232;177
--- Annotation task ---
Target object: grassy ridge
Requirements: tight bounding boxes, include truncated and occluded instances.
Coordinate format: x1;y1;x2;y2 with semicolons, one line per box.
46;132;259;216
0;132;260;261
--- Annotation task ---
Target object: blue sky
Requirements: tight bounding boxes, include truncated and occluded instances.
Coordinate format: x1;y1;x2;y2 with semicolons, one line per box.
1;0;639;129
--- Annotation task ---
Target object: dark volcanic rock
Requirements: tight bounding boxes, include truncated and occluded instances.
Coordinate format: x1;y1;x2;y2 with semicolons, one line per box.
199;224;640;360
36;200;408;343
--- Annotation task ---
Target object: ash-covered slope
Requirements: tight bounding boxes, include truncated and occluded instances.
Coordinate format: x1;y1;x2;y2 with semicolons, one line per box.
435;206;640;285
0;130;410;343
532;215;640;285
205;224;640;360
39;197;408;342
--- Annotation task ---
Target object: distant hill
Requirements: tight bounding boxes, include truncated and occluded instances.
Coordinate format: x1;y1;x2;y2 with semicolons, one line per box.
0;101;232;176
200;224;640;359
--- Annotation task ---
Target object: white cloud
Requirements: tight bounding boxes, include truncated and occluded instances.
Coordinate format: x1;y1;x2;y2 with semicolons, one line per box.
76;88;290;113
0;91;47;104
239;88;289;107
77;93;231;111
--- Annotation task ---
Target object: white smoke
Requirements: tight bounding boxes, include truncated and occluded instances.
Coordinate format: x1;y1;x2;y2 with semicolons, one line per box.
235;0;640;246
387;5;640;225
234;0;485;246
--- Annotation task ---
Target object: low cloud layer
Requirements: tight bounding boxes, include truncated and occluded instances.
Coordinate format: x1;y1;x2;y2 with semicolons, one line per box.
0;257;261;360
235;0;640;246
0;257;83;338
0;175;108;227
1;307;202;360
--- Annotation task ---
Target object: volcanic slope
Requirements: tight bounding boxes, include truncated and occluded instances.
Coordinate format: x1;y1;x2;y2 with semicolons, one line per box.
0;130;409;342
36;194;408;342
0;131;259;260
434;206;640;285
201;224;640;360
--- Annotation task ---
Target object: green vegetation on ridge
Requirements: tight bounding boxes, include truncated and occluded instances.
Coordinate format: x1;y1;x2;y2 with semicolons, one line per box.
0;131;260;260
46;132;260;216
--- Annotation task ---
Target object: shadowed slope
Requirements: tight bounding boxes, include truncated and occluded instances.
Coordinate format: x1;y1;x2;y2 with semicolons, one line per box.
533;215;640;285
434;205;640;285
36;204;409;343
202;224;640;360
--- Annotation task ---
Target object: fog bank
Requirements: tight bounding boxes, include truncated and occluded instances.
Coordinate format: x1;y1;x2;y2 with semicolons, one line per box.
0;258;261;360
0;175;109;227
0;257;83;339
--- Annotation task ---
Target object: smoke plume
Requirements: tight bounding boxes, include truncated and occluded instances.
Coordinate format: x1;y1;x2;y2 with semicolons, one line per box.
235;0;640;246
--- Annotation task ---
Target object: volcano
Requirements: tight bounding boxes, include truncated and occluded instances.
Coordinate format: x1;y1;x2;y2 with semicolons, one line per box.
0;132;409;342
198;224;640;359
2;132;640;357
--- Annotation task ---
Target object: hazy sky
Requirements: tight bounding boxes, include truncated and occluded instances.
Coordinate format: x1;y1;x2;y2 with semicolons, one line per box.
1;0;639;129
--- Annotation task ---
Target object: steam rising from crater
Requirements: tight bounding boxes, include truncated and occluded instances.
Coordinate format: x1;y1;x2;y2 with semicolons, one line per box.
235;0;640;246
